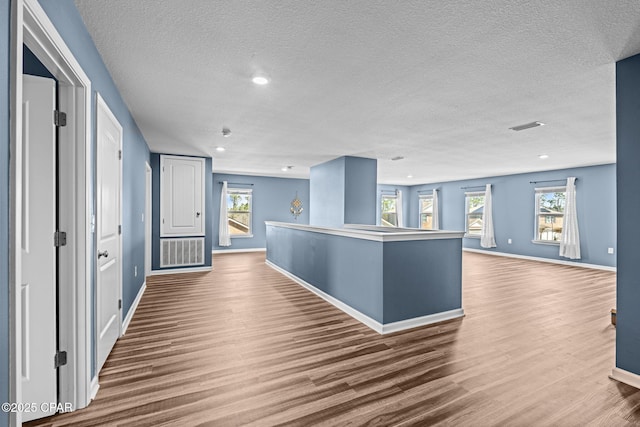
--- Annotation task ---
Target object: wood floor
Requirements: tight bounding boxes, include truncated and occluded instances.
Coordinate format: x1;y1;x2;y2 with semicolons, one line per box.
27;252;640;426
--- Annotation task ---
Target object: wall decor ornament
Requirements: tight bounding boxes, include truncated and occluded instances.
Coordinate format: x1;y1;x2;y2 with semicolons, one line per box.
290;193;303;220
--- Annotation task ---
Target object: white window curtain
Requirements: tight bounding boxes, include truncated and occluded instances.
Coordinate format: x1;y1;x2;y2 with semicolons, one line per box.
396;190;404;227
480;184;496;248
218;181;231;247
559;177;580;259
432;189;439;230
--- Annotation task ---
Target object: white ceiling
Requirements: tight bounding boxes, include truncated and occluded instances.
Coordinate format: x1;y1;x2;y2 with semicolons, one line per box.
73;0;640;185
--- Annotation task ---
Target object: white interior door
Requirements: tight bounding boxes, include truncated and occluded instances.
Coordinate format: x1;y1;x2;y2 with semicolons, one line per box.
96;94;122;373
21;74;58;422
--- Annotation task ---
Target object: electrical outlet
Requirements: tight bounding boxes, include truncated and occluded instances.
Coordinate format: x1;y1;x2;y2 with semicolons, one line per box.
507;238;512;244
134;265;138;277
608;247;614;254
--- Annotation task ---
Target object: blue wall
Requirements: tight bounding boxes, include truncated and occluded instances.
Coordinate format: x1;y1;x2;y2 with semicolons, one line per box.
213;173;310;250
406;164;616;267
310;156;377;227
1;0;10;424
151;153;213;269
616;54;640;377
310;157;345;226
23;44;54;78
344;156;377;225
34;0;151;377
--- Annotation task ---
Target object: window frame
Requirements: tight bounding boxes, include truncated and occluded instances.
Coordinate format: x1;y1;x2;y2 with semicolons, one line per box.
464;191;485;238
533;186;566;245
418;194;434;230
227;188;253;238
380;194;398;227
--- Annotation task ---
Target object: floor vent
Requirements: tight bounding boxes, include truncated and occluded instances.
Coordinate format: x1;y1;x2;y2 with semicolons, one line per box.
160;237;205;268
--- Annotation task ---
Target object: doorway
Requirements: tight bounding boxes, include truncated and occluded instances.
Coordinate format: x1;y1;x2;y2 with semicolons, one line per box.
10;1;93;425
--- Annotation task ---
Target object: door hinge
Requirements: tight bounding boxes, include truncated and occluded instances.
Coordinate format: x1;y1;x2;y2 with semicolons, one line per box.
54;351;67;369
118;299;122;310
118;225;122;235
54;110;67;127
118;150;122;160
54;231;67;247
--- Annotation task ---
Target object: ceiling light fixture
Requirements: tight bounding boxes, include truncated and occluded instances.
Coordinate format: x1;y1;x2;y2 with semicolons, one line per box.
281;166;293;172
216;147;225;152
509;121;545;131
538;154;549;159
407;175;413;178
252;75;269;85
222;127;231;137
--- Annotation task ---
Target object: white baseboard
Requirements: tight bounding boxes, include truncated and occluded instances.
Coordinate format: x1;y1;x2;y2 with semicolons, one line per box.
90;376;100;400
122;281;146;335
149;266;212;275
265;260;464;335
610;367;640;390
212;247;266;254
381;309;465;334
463;248;616;272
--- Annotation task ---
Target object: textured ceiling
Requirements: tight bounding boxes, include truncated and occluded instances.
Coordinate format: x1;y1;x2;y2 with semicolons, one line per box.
74;0;640;184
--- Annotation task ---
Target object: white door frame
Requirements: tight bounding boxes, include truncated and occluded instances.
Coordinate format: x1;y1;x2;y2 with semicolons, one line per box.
145;162;152;277
10;0;93;425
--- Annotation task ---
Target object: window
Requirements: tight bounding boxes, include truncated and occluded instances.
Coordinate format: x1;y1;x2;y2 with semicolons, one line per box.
381;195;398;227
419;194;434;229
227;188;252;237
534;187;566;243
465;191;485;236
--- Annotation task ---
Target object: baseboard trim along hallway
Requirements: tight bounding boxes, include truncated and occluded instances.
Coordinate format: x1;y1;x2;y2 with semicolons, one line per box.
122;281;146;335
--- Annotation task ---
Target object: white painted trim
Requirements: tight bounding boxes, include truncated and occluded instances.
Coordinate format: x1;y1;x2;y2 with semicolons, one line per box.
90;377;100;401
266;260;465;335
266;221;465;242
610;367;640;390
212;248;266;254
11;1;93;422
381;309;465;334
145;163;152;277
462;248;616;272
122;282;146;335
150;266;213;276
9;3;24;425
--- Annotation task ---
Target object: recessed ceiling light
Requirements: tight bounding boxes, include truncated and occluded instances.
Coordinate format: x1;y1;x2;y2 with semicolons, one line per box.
509;121;545;131
538;154;549;159
215;147;225;152
281;166;293;172
407;175;413;178
252;75;269;85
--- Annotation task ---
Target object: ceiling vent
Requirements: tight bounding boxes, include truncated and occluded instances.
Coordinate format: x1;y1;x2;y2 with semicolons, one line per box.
509;121;545;131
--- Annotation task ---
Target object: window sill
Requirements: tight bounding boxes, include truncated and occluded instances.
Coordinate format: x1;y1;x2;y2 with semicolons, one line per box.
464;234;481;239
531;240;560;246
231;234;254;239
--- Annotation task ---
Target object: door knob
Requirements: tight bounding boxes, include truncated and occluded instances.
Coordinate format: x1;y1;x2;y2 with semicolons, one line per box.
196;212;201;217
98;250;109;259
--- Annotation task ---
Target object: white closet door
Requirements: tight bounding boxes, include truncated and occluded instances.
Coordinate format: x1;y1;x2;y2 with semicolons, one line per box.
161;155;205;236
